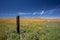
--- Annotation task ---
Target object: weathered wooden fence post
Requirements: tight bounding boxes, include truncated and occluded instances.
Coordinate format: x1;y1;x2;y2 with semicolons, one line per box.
16;15;20;34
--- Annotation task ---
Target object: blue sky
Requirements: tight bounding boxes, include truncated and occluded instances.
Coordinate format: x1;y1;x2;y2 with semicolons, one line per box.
0;0;60;19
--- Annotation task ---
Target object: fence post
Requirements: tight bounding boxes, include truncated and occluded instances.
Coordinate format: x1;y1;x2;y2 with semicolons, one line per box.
16;15;20;34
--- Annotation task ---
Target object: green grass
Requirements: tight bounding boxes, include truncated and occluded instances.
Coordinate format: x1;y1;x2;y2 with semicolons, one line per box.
0;21;60;40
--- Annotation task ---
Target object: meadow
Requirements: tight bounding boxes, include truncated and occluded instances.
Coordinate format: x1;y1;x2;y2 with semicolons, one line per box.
0;19;60;40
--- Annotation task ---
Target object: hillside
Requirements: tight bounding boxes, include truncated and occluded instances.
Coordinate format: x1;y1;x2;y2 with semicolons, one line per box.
0;18;60;23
